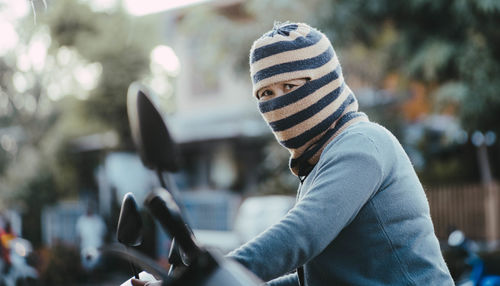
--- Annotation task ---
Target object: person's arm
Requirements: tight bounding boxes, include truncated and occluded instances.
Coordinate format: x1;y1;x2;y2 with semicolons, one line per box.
266;273;299;286
227;132;383;282
131;279;161;286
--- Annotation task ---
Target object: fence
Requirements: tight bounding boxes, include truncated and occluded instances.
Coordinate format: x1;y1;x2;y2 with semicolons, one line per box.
155;190;241;259
181;190;241;231
41;201;85;247
425;182;499;241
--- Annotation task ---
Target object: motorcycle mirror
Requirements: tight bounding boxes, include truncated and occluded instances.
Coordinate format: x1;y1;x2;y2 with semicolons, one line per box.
117;192;143;247
448;230;465;247
127;82;180;172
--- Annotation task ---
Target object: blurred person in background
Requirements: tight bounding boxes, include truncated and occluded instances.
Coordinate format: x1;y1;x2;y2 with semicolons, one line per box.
0;216;13;274
75;201;107;273
0;220;16;248
225;22;454;286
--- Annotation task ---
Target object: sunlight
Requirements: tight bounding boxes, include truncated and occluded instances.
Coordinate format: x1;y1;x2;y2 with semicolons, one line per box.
28;40;47;72
0;20;19;56
57;46;74;66
13;72;29;93
124;0;211;16
73;62;103;91
47;83;63;101
81;0;118;12
28;29;51;72
150;75;171;95
17;53;32;72
0;0;29;21
150;45;180;75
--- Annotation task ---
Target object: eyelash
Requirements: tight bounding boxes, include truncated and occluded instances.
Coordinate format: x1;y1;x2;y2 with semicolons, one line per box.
257;82;299;99
258;90;273;99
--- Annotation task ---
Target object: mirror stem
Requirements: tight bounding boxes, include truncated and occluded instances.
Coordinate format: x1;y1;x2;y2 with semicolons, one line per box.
129;256;140;279
157;169;167;189
156;171;189;221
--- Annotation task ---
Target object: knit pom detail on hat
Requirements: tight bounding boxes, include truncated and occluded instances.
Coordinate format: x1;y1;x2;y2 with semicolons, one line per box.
265;21;298;37
249;22;369;177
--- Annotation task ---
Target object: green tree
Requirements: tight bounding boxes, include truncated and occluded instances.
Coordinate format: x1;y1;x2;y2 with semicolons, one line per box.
0;0;163;244
319;0;500;134
45;0;158;145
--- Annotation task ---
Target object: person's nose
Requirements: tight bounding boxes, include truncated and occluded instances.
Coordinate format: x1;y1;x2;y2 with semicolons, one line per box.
275;87;285;97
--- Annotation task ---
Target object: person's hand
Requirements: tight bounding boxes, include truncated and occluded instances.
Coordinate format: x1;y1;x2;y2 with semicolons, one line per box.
131;278;163;286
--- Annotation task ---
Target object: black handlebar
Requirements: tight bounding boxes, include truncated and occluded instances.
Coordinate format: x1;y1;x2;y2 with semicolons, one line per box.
144;188;202;262
103;244;171;284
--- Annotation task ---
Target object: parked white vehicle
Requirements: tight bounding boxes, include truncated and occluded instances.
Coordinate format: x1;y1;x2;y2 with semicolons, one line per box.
193;195;296;254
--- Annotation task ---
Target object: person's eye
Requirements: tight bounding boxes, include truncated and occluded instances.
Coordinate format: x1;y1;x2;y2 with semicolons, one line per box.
284;83;296;91
258;89;274;99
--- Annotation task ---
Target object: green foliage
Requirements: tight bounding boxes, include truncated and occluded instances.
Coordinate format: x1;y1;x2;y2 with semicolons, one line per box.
320;0;500;135
0;0;160;234
458;42;500;133
44;1;97;48
46;0;155;145
85;44;149;144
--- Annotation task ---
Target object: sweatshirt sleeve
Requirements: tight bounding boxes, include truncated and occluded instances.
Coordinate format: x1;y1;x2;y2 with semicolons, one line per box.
267;273;299;286
227;132;384;282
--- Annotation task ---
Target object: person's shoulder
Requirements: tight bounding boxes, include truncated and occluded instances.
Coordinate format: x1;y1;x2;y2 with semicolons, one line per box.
314;122;386;177
344;121;397;149
320;121;399;167
346;121;392;139
326;122;387;151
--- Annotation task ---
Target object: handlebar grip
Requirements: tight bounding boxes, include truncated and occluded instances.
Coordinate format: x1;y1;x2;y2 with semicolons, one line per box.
144;188;202;261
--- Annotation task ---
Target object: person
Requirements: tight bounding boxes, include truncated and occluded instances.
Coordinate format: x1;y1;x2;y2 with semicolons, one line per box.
0;219;14;274
132;21;454;286
224;21;454;285
75;202;107;272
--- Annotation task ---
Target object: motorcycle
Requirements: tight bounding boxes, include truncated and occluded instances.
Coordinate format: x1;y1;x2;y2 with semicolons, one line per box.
448;229;500;286
0;237;39;286
102;83;263;286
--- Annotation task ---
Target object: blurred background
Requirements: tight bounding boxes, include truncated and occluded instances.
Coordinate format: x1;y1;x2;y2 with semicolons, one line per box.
0;0;499;284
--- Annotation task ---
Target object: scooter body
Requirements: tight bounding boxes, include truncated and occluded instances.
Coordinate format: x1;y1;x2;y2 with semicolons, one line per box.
449;230;500;286
0;237;38;286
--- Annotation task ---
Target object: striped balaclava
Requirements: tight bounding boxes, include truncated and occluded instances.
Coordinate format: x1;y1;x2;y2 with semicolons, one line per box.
250;22;369;177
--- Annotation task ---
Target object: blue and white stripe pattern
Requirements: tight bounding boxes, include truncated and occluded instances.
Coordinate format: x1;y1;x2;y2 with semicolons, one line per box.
250;22;369;177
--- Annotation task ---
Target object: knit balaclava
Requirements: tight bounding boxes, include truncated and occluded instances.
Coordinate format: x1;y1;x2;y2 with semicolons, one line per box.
250;22;369;177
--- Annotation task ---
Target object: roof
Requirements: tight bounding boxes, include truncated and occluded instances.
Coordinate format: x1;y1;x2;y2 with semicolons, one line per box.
167;106;270;143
